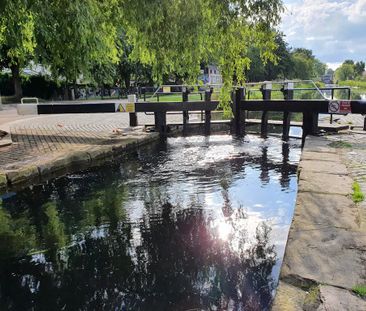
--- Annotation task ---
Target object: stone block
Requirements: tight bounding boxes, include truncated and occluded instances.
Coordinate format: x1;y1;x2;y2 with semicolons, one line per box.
301;151;341;162
86;146;113;163
0;172;7;190
318;285;366;311
281;229;366;289
292;192;358;231
272;281;306;311
299;159;348;175
298;171;353;195
6;165;39;186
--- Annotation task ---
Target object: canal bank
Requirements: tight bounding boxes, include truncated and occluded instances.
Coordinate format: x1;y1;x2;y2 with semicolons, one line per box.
272;133;366;310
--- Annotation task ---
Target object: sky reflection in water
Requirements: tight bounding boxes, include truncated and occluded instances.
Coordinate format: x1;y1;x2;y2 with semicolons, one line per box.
0;135;301;311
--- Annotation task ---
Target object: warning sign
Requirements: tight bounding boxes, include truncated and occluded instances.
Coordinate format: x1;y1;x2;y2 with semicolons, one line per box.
116;102;135;113
328;101;340;113
328;100;352;114
339;100;352;114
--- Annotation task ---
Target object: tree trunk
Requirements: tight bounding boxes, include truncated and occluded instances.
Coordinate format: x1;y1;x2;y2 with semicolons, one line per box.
11;64;23;102
124;75;130;90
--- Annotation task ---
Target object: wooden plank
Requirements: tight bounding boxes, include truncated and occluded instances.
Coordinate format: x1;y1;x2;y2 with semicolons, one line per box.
38;103;116;114
241;100;329;113
135;101;219;112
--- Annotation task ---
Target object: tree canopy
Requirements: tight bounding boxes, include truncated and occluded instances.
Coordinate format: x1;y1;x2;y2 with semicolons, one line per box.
334;59;366;82
0;0;284;104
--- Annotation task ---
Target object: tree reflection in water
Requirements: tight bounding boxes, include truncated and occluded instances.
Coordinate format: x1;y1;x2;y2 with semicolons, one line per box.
0;135;300;310
0;201;276;311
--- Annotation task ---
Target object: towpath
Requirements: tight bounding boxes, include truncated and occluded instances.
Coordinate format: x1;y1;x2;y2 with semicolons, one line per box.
273;132;366;310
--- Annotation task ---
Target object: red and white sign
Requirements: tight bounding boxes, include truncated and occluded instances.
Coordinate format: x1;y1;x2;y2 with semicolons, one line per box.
339;100;352;114
328;100;352;114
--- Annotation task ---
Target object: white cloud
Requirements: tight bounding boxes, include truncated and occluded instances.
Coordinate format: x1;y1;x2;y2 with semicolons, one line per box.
346;0;366;23
281;0;366;63
326;62;342;70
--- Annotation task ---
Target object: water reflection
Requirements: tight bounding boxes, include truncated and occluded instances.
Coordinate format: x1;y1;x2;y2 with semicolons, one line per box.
0;135;301;310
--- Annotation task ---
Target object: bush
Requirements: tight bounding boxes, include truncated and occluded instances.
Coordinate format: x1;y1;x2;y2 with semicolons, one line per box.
0;73;62;100
22;76;61;99
0;73;14;96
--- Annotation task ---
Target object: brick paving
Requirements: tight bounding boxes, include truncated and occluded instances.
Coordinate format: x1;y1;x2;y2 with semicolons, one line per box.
0;109;198;169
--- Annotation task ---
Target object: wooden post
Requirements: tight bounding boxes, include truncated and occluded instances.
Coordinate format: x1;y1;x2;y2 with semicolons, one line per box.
282;82;294;141
261;82;272;138
303;111;319;138
154;111;167;135
204;90;212;135
182;88;189;135
232;87;245;136
129;113;137;127
143;87;146;102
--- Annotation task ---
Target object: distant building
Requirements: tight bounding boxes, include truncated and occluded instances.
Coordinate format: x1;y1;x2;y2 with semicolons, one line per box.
321;73;333;84
199;65;223;85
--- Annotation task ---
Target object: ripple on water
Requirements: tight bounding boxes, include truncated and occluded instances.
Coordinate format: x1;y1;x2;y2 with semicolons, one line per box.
0;134;301;311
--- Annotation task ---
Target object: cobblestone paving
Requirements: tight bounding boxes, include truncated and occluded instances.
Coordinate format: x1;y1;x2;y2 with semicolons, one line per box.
0;112;198;169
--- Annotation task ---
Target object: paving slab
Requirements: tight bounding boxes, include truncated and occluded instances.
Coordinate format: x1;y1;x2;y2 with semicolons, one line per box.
299;159;349;175
272;281;306;311
301;151;341;162
273;134;366;310
317;285;366;311
291;192;359;231
281;228;366;289
298;170;353;195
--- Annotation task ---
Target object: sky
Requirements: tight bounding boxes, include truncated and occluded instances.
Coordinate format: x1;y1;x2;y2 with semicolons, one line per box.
281;0;366;69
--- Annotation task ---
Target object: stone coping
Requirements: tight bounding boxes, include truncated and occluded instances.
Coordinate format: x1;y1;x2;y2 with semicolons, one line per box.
0;132;160;193
272;134;366;310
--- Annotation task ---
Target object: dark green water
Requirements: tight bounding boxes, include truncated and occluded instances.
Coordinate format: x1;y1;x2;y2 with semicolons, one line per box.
0;135;301;311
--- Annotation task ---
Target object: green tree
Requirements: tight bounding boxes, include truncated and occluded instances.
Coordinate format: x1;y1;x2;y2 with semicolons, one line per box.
290;48;325;80
36;0;120;97
120;0;283;109
246;33;294;82
0;0;37;101
335;63;355;81
355;61;365;78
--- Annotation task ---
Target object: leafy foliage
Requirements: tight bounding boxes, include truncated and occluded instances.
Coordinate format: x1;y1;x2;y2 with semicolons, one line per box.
120;0;283;110
35;0;120;83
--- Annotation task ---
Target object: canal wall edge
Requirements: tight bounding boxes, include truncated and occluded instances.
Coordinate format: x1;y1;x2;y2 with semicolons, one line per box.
272;134;366;310
0;132;160;192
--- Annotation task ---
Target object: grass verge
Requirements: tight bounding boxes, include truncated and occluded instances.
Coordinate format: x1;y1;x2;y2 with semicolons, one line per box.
352;182;365;203
352;285;366;298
